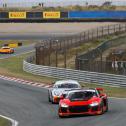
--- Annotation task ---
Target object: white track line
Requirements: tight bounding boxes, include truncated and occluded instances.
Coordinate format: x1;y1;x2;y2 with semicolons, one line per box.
0;115;18;126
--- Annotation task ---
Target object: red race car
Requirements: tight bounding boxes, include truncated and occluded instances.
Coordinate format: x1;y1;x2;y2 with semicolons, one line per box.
58;88;108;117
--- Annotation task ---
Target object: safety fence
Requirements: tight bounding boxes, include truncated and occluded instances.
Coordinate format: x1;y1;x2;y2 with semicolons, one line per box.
75;60;126;75
35;23;126;68
75;34;126;73
23;59;126;87
1;11;126;20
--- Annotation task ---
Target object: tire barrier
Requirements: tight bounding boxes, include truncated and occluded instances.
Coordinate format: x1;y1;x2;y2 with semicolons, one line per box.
3;42;22;48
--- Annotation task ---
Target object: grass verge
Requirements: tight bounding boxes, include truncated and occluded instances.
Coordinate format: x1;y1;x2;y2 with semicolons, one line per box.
82;83;126;98
0;53;126;97
0;53;56;84
0;117;11;126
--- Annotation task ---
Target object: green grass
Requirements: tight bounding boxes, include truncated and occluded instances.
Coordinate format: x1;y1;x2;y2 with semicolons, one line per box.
0;117;11;126
0;52;126;97
82;83;126;98
0;53;56;84
0;33;126;97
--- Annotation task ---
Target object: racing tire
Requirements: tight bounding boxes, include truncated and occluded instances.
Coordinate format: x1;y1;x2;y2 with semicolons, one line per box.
51;99;55;104
58;109;62;118
99;102;104;115
48;91;51;102
58;114;64;118
58;112;65;118
11;51;14;54
105;101;108;112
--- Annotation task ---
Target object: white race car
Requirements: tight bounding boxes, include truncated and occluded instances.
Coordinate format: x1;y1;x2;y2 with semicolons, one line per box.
48;80;81;103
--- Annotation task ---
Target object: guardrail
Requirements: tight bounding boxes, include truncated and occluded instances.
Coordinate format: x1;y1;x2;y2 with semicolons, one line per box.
23;59;126;87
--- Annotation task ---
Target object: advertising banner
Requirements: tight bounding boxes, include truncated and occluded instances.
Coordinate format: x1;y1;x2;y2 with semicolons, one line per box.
69;11;126;19
9;12;26;19
43;12;60;19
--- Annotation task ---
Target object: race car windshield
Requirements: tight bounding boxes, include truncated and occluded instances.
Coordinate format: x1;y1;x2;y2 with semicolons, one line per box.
68;91;96;101
57;83;79;88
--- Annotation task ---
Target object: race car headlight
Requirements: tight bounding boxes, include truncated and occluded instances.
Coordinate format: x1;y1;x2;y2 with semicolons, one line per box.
90;102;99;107
60;103;69;108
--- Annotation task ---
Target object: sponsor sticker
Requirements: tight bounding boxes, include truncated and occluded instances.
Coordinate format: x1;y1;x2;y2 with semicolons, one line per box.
43;12;60;19
9;12;26;19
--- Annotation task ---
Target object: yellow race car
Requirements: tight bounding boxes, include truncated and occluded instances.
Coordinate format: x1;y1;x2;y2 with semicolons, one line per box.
0;47;14;54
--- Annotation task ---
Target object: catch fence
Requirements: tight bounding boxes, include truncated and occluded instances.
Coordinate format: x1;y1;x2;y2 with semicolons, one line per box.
36;23;126;69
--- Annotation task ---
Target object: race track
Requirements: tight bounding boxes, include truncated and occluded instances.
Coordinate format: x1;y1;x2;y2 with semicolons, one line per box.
0;33;69;40
0;22;125;126
0;78;125;126
0;44;35;59
0;22;119;58
0;22;117;40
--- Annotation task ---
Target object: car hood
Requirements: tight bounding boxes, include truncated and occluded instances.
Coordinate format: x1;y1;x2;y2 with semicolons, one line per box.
52;88;79;96
61;97;100;106
52;88;68;96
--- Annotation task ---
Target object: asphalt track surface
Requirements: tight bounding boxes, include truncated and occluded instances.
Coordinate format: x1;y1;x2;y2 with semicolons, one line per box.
0;34;68;59
0;22;117;40
0;33;72;40
0;44;35;59
0;22;125;125
0;78;125;126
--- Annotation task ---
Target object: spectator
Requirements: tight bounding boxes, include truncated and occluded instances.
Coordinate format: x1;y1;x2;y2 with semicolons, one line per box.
5;3;7;8
41;3;44;7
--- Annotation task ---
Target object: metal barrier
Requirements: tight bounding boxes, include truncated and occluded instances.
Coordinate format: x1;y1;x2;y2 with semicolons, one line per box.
23;59;126;87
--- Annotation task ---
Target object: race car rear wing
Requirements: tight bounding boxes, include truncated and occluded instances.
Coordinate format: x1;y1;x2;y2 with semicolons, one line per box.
96;88;103;91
